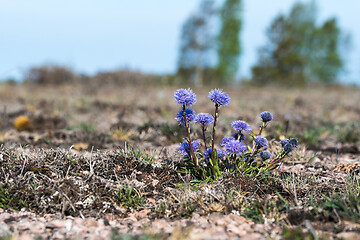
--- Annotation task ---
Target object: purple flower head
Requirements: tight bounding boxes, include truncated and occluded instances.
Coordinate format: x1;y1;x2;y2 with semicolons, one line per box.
280;138;289;147
260;111;273;122
260;150;271;160
221;136;235;147
289;138;298;147
178;140;201;156
282;138;298;153
225;140;247;155
208;89;230;107
283;143;293;153
176;108;196;126
216;149;227;158
254;136;268;148
203;148;227;160
194;113;214;127
280;138;298;150
174;88;197;106
232;120;252;133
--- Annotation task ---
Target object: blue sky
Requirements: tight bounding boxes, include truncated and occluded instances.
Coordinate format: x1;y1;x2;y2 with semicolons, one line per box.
1;0;359;84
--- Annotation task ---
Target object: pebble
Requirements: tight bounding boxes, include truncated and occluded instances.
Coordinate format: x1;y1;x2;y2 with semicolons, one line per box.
0;209;353;239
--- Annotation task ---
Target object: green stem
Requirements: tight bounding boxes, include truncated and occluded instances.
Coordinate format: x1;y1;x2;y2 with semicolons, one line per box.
210;105;219;178
266;151;286;170
258;122;266;136
202;126;208;150
251;122;266;152
182;105;199;171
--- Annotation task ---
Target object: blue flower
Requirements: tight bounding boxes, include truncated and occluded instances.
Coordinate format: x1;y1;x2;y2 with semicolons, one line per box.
260;111;273;122
203;148;227;160
283;143;293;153
208;89;230;107
280;138;289;147
232;120;252;133
216;149;227;158
176;108;196;126
194;113;214;127
260;150;271;160
289;138;298;147
221;136;235;147
178;140;201;156
254;136;268;148
174;88;197;106
225;140;247;155
280;138;298;153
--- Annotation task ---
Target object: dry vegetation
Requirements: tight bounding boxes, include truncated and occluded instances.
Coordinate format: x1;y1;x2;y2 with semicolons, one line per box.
0;79;359;239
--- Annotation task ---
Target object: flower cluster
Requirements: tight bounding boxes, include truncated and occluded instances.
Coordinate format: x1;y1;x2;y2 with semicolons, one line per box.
174;88;197;106
260;111;273;122
203;148;227;160
232;120;252;133
260;150;271;160
174;88;299;180
178;140;201;156
224;140;247;155
209;89;230;107
280;138;298;153
176;108;196;126
194;113;214;127
254;136;268;148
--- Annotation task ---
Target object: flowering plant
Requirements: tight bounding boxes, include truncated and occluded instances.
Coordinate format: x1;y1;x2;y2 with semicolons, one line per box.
174;88;298;180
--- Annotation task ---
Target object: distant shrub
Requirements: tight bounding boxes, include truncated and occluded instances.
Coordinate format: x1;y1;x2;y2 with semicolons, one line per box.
25;64;75;85
93;70;163;86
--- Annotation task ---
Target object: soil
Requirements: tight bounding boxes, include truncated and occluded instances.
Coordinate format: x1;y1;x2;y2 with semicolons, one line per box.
0;82;359;239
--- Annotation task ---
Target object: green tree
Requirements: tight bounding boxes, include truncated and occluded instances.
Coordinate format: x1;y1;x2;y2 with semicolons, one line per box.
177;0;217;86
252;1;345;86
216;0;242;84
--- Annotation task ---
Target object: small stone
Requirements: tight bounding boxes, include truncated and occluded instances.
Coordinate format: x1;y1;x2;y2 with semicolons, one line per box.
242;233;263;240
46;220;65;229
14;233;32;240
152;219;171;231
337;232;360;240
229;214;247;223
52;231;65;240
30;223;45;236
3;216;17;223
83;218;98;228
137;209;149;219
227;224;246;236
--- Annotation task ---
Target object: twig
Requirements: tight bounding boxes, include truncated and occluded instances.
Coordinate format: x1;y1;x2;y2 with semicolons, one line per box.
305;220;318;240
1;167;9;183
19;145;28;177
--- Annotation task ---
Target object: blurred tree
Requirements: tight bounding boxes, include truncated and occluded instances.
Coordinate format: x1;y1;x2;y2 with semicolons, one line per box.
252;1;345;86
25;64;75;85
177;0;217;86
216;0;242;84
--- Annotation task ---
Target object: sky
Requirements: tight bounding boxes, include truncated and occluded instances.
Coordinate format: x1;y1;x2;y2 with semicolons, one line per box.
1;0;359;84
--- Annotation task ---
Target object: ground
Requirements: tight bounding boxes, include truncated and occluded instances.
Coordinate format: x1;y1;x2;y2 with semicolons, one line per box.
0;81;359;240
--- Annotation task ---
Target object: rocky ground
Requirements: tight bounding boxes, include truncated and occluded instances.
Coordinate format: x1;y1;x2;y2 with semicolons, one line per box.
0;82;359;239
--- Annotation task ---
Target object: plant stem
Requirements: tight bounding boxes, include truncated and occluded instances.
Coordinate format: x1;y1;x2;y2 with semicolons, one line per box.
202;126;208;150
266;151;286;170
182;105;199;171
258;122;266;136
251;122;266;152
210;105;220;178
